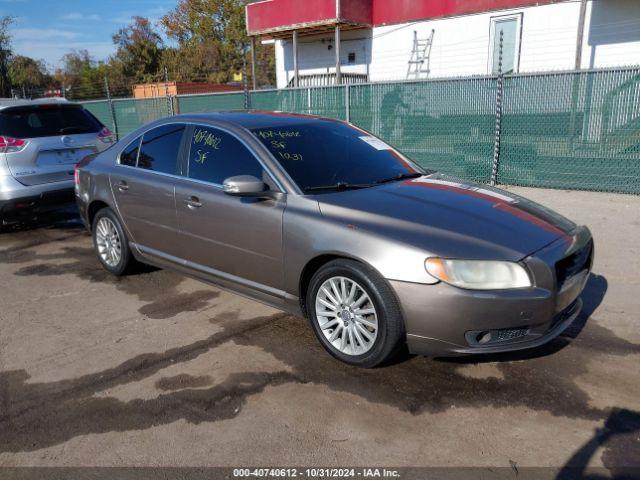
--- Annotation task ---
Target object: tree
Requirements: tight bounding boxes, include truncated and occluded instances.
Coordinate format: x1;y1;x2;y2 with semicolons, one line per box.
8;55;51;96
55;50;109;99
161;0;275;86
111;16;163;84
0;16;14;97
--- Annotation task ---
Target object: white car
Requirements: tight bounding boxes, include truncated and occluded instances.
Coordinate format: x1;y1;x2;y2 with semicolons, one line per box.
0;98;115;225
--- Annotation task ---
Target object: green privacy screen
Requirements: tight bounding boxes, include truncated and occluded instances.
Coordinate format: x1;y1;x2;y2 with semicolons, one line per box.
250;86;347;120
178;93;245;113
499;69;640;193
81;67;640;194
81;100;114;132
112;97;172;137
348;78;497;183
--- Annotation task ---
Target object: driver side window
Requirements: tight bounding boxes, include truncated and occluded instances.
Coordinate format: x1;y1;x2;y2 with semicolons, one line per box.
187;126;264;185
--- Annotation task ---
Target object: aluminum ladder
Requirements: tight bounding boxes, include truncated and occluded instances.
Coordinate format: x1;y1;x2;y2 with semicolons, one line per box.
407;29;435;80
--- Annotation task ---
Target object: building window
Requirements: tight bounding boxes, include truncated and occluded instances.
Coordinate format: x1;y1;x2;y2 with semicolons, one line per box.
348;52;356;64
489;14;522;74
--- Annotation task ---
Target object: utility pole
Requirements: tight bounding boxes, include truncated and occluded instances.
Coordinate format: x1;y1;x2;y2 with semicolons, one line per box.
250;36;257;91
335;25;342;85
293;31;299;88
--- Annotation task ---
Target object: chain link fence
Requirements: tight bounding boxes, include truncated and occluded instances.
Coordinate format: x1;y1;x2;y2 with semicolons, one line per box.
79;66;640;194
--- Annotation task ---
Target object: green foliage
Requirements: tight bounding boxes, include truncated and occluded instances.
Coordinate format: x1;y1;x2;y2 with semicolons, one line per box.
0;16;14;97
55;50;110;99
8;55;51;94
6;1;276;99
161;0;275;85
111;16;164;84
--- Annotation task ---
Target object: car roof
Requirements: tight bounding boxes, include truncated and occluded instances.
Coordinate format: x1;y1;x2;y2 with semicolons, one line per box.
175;110;340;130
0;98;75;110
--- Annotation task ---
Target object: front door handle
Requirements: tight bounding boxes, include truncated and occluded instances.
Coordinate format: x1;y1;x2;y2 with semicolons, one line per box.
184;196;202;209
117;181;129;192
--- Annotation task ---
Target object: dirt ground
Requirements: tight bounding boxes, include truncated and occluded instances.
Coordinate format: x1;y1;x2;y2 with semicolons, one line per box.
0;186;638;475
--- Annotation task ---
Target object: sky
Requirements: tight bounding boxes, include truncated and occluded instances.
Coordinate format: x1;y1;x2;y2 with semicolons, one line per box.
0;0;179;70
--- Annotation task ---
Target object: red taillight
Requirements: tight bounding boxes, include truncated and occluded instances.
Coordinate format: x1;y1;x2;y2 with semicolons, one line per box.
97;127;115;143
0;136;27;153
74;164;80;185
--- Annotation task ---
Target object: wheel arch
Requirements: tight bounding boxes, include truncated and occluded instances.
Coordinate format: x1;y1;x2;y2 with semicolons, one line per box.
298;252;379;318
87;200;111;231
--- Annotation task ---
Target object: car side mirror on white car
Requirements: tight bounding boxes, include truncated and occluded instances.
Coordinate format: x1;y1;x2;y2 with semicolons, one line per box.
223;175;269;197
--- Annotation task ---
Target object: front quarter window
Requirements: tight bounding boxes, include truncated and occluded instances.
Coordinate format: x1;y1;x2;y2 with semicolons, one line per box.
250;120;423;193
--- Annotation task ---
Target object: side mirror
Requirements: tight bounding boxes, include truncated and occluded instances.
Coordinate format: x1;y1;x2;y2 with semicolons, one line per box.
223;175;268;197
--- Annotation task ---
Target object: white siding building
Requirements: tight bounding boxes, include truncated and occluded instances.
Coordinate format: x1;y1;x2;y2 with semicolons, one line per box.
247;0;640;88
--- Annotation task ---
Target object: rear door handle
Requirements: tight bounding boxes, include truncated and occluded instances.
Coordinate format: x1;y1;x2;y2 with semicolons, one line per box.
117;181;129;192
184;196;202;209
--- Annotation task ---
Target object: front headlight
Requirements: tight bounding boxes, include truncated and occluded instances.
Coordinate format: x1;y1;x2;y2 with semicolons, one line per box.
425;258;532;290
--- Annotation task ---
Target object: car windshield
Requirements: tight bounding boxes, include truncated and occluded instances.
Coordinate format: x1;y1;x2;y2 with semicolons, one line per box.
0;104;102;139
250;120;426;193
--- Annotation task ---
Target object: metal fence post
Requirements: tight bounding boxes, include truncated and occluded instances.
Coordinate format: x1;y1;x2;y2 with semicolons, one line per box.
491;30;504;187
104;76;119;141
242;50;251;110
164;67;175;116
345;84;351;123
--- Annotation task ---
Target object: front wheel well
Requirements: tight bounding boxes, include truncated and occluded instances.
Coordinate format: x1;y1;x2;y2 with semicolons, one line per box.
87;200;110;230
299;254;362;317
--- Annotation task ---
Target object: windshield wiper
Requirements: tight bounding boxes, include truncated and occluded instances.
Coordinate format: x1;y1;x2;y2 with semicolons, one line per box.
375;172;424;185
305;182;375;193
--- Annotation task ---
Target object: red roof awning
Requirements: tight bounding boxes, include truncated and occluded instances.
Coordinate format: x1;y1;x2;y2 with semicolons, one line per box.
246;0;563;36
246;0;372;37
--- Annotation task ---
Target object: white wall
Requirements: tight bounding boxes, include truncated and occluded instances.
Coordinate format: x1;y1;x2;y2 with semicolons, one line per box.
275;30;371;88
581;0;640;69
273;0;640;86
370;1;584;81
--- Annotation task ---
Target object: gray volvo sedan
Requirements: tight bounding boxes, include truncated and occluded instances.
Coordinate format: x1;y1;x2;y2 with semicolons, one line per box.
76;112;593;367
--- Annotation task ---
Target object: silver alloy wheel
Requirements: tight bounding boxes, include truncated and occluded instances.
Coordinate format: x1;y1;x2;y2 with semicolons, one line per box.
315;276;378;356
95;217;122;268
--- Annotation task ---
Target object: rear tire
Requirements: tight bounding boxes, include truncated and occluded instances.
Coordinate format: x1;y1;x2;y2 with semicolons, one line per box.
306;259;405;368
92;207;136;276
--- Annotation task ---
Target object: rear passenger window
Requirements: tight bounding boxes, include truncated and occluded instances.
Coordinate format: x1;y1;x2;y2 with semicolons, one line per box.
119;136;141;166
138;124;185;174
187;126;263;185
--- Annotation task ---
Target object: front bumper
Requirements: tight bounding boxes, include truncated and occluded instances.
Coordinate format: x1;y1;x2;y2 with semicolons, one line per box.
392;227;592;357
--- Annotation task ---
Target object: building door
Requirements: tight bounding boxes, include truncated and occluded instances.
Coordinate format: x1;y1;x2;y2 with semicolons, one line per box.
490;14;522;74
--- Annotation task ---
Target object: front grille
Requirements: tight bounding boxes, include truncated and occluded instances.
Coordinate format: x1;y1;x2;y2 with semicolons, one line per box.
556;239;593;289
465;327;530;347
494;328;529;342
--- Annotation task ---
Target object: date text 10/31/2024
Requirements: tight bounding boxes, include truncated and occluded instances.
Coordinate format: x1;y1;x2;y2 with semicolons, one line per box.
232;468;401;478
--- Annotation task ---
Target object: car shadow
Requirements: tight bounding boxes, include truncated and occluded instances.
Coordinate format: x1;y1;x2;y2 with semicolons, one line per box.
0;205;82;233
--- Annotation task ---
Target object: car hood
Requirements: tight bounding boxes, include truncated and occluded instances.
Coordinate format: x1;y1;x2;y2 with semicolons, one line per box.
315;174;577;261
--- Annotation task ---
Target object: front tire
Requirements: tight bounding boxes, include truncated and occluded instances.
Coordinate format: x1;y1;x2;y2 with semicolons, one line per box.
92;207;135;276
307;259;404;368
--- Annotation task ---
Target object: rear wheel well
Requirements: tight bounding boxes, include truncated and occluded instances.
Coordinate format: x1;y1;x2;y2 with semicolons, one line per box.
87;201;110;230
299;254;357;317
